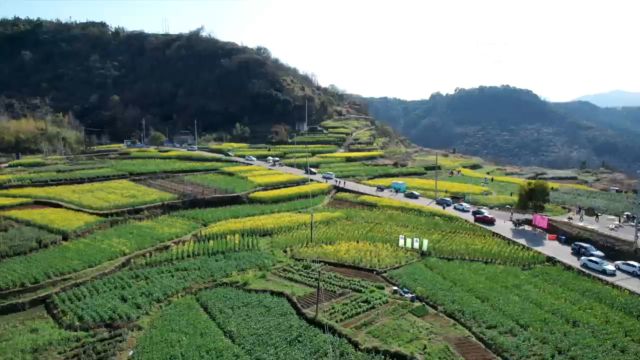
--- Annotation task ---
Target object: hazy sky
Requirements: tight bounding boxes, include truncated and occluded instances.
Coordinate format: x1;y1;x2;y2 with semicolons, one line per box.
2;0;639;101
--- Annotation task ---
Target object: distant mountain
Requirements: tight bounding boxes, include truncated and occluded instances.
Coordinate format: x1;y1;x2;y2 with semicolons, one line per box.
576;90;640;108
364;86;640;174
0;18;347;142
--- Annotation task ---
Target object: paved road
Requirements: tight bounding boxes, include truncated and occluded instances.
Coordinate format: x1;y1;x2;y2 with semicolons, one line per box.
219;153;640;294
550;212;638;244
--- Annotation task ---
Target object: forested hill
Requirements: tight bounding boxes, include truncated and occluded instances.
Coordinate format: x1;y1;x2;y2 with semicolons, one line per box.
0;18;346;141
365;86;640;174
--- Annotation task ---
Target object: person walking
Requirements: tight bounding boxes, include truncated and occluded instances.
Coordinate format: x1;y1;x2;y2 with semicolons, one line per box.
579;209;584;222
595;213;600;222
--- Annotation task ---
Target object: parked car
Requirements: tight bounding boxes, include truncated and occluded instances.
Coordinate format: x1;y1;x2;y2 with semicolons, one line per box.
435;197;453;207
322;172;335;180
580;256;616;275
471;208;489;217
571;242;605;258
391;287;416;301
187;145;198;151
224;151;234;157
304;167;318;175
474;213;496;225
614;261;640;276
376;185;386;192
453;202;471;212
244;155;257;162
404;191;420;199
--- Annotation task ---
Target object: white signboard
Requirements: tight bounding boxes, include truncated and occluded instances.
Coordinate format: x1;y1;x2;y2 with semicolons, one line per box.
422;239;429;252
399;235;405;247
413;237;420;249
405;237;412;248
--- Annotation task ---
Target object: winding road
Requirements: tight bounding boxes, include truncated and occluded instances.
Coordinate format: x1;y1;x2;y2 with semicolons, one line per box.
217;151;640;294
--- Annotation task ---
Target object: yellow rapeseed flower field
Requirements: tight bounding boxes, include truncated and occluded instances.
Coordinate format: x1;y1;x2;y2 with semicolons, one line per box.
318;151;383;160
0;197;32;208
240;170;278;177
1;207;103;233
334;193;453;218
293;241;418;269
249;183;331;203
222;165;264;174
209;142;250;151
246;174;307;187
0;180;177;210
200;211;343;237
364;177;489;195
221;166;307;187
459;168;595;191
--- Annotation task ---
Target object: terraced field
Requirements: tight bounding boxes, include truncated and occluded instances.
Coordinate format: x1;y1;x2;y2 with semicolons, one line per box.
0;129;632;360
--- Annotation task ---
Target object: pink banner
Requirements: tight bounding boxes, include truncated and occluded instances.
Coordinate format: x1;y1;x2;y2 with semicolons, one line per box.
532;214;549;230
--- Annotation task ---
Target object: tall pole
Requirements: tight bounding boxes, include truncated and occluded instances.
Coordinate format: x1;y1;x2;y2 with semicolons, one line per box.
314;266;321;319
194;118;198;148
435;152;439;199
635;170;639;250
305;98;308;132
141;118;146;145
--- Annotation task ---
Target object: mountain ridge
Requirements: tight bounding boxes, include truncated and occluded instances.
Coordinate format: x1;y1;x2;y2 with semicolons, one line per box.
0;18;348;142
575;90;640;108
364;86;640;174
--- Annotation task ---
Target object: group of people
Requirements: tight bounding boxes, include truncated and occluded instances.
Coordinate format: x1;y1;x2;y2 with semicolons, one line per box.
570;206;601;223
325;178;347;187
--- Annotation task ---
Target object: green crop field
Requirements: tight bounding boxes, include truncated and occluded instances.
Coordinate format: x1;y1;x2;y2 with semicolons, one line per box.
53;252;275;328
390;259;640;360
0;215;199;290
0;147;633;360
0;219;61;258
133;296;247;360
197;287;381;360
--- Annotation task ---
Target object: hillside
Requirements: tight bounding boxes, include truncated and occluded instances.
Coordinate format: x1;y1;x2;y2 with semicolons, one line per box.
0;18;347;142
576;90;640;107
365;86;640;174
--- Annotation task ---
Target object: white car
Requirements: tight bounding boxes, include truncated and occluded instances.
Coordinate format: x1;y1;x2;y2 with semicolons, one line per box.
187;145;198;151
580;257;616;275
453;202;471;212
322;172;335;180
614;261;640;276
244;155;257;161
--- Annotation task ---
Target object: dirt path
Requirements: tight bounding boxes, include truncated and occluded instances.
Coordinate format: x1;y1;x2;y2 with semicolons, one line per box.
342;126;375;151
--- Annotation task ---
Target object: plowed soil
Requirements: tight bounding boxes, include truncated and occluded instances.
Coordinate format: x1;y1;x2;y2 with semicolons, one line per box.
324;265;387;284
444;335;497;360
296;289;345;310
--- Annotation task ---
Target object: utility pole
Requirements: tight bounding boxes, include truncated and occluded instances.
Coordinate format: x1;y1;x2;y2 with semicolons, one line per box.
82;126;86;152
304;98;308;132
141;117;146;145
435;152;439;199
635;170;639;250
314;265;321;319
194;118;198;148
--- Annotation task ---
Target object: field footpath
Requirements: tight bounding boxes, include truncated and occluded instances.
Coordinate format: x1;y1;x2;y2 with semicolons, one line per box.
213;151;640;295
